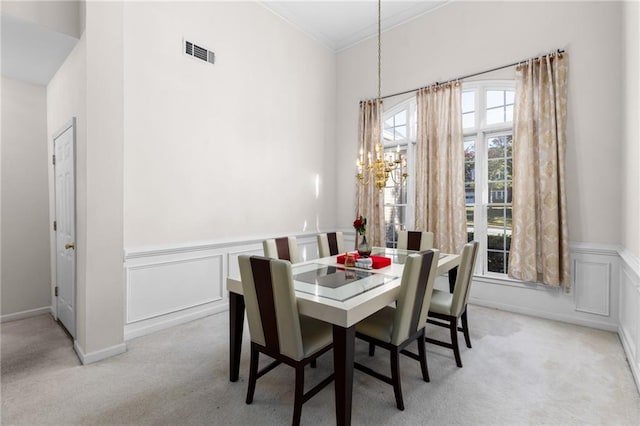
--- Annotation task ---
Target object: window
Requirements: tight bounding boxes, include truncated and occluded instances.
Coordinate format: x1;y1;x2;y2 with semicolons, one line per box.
381;80;514;277
463;82;515;275
382;102;416;247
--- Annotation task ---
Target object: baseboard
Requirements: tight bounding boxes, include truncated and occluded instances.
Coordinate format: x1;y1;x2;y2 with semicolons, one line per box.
124;301;228;341
0;306;52;323
73;340;127;365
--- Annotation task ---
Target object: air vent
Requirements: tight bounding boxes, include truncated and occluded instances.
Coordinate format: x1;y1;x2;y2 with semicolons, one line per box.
184;39;215;65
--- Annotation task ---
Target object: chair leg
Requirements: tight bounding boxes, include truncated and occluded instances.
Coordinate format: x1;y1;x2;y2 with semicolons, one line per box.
369;342;376;356
450;317;463;368
416;332;430;382
390;348;404;411
292;365;305;426
246;345;259;404
461;309;472;349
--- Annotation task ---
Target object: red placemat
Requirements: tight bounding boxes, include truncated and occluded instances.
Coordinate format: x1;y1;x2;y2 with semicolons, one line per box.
336;253;391;269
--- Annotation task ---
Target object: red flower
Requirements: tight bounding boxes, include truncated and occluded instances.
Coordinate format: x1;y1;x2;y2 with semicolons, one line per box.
353;216;367;235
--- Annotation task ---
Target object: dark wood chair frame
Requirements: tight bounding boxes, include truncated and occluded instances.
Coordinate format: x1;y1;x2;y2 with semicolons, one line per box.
354;328;429;411
247;341;335;426
425;307;471;368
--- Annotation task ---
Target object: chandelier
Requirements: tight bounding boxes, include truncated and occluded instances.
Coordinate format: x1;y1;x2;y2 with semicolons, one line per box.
356;144;408;190
356;0;408;191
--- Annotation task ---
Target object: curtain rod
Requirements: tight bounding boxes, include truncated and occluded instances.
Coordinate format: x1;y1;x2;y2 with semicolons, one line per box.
380;48;565;101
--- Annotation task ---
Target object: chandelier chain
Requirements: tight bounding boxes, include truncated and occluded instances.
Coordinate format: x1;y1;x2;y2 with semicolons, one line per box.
377;0;381;101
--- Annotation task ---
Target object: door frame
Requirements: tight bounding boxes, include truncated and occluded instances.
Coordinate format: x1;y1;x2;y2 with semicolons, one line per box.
50;117;77;327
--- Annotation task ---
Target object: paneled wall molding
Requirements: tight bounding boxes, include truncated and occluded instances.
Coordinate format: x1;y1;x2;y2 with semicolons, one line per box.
617;247;640;393
123;231;354;341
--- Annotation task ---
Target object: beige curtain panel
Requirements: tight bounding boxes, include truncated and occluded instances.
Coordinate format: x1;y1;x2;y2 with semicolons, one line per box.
415;83;467;255
356;99;385;247
508;53;570;288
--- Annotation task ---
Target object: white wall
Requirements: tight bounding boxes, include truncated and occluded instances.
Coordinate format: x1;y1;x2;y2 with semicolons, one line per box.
123;1;337;248
1;77;51;319
119;0;338;337
622;0;640;259
336;1;623;246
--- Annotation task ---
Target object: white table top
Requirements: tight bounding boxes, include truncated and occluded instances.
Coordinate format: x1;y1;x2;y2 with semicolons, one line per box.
227;248;460;328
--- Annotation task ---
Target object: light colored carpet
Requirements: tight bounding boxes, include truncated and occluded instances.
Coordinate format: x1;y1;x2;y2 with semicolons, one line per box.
2;305;639;425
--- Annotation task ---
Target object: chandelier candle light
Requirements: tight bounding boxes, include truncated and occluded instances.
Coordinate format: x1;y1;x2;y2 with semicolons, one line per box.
355;0;408;191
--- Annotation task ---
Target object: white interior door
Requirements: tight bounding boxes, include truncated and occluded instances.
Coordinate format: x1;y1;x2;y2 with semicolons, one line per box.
54;119;76;338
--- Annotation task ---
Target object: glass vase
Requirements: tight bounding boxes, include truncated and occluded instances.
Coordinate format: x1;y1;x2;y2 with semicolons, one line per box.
357;234;372;257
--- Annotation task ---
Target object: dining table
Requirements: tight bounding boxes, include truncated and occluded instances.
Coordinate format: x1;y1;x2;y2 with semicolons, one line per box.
226;247;461;426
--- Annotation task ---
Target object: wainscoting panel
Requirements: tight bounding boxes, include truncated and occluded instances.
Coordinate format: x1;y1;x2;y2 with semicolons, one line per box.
573;259;611;316
126;254;223;323
618;249;640;391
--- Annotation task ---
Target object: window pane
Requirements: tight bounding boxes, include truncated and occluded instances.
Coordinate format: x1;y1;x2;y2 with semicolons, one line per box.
383;128;394;141
505;104;514;122
465;162;476;184
462;91;475;113
394;125;406;140
487;137;508;158
486;107;504;125
487;158;506;181
465;183;475;203
487;250;506;273
505;182;512;203
486;90;504;108
384;117;394;128
463;112;475;129
466;205;474;242
505;90;515;104
488;230;506;250
488;182;506;203
394;111;406;126
487;206;506;229
464;140;475;161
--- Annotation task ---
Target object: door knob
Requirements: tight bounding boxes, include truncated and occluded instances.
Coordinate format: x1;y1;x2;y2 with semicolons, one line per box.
65;242;75;250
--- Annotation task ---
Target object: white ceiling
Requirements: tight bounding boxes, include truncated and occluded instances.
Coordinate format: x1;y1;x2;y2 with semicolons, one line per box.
1;14;78;86
0;1;447;86
261;1;449;51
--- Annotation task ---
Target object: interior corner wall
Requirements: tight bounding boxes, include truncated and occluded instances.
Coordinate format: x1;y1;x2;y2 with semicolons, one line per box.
1;77;51;318
622;1;640;259
122;1;337;248
335;1;623;247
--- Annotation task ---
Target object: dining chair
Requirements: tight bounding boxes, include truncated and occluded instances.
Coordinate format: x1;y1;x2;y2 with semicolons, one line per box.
316;232;345;258
397;230;434;251
263;236;300;263
238;255;334;426
354;249;439;411
425;241;479;367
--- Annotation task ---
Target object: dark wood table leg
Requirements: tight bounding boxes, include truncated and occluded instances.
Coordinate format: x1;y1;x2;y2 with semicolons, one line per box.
229;292;245;382
333;324;355;426
448;266;458;293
